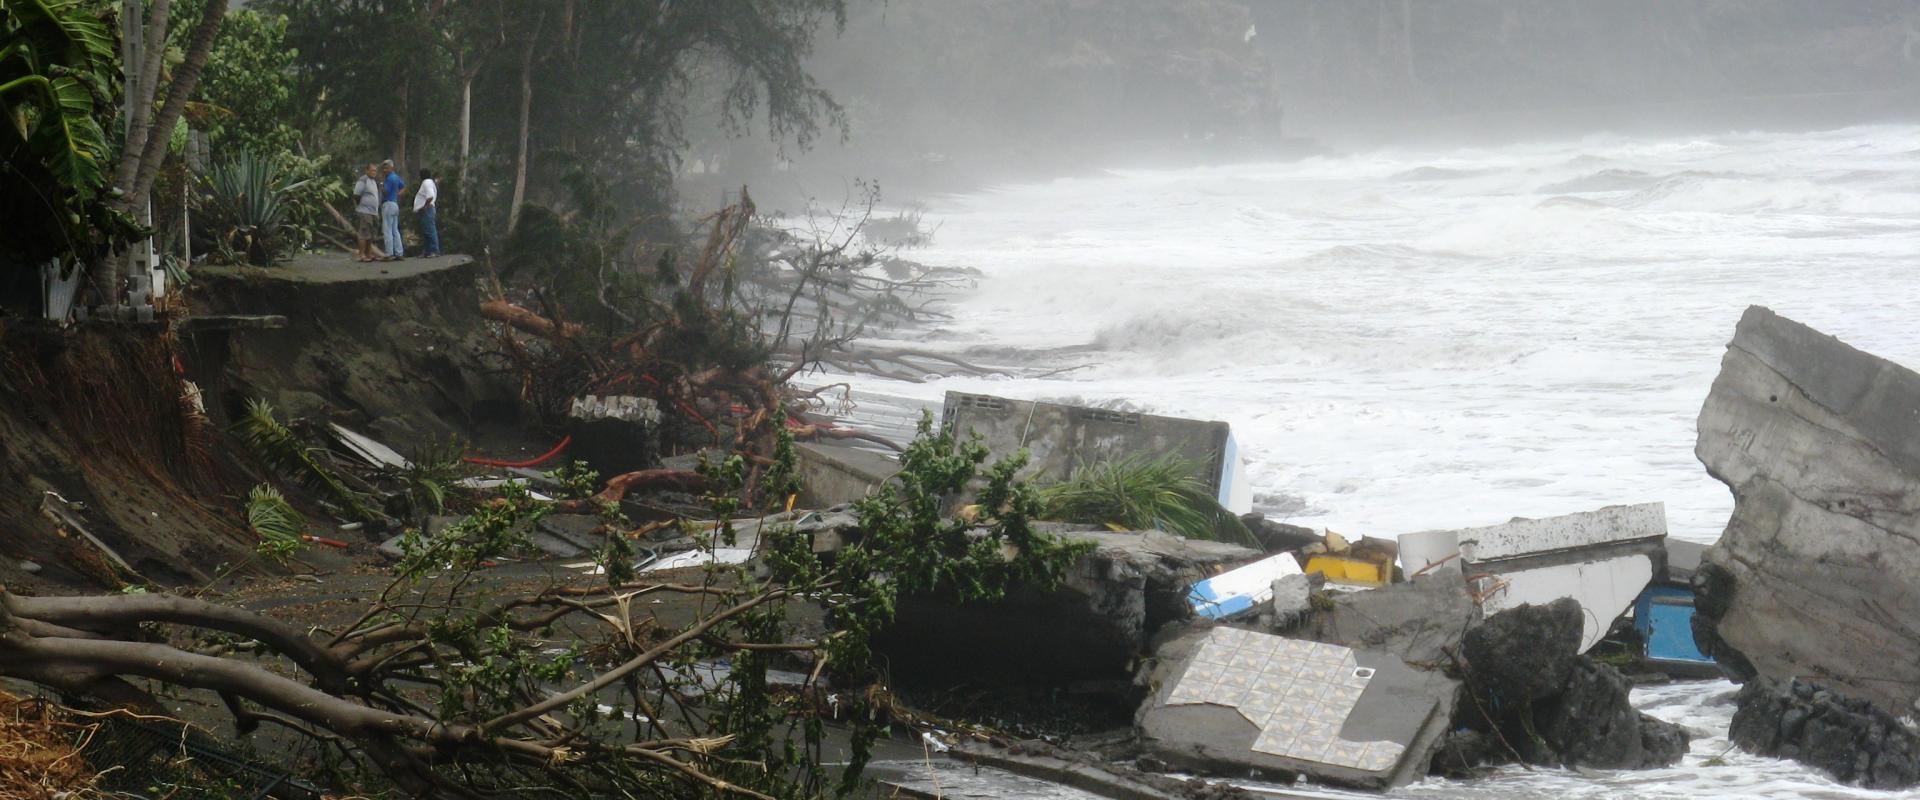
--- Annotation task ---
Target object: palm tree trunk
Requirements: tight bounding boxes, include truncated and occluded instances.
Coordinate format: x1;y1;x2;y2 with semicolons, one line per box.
123;0;225;207
111;0;169;194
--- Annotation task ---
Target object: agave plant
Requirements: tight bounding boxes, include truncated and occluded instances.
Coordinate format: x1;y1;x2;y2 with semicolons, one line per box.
196;150;310;266
1039;453;1258;547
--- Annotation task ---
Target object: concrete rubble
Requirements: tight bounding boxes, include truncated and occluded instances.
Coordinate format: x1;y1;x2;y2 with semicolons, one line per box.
566;394;663;477
1687;306;1920;785
794;440;900;507
1693;307;1920;710
942;391;1252;514
1442;502;1667;653
1136;625;1456;789
1188;552;1306;620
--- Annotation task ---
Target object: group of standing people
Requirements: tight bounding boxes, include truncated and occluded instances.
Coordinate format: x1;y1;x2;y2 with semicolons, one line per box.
352;160;439;262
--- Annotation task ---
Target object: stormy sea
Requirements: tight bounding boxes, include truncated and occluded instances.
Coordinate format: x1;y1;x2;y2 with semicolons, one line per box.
814;124;1920;799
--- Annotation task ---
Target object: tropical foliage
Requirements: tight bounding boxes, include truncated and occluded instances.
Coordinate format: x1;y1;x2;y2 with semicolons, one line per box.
0;0;139;306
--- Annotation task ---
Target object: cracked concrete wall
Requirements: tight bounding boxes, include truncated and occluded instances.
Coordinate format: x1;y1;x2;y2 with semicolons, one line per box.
1695;305;1920;714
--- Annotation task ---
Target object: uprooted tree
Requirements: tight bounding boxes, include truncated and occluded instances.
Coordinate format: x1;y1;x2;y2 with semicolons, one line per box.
480;184;1004;505
0;418;1091;798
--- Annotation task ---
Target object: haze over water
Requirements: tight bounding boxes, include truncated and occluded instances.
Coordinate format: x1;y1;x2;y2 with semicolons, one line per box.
836;124;1920;546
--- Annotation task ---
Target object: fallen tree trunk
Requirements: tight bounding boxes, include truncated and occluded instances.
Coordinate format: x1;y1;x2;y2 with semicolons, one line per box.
480;299;584;339
592;468;706;505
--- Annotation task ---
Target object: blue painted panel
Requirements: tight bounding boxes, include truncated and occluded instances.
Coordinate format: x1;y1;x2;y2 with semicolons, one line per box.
1634;586;1712;665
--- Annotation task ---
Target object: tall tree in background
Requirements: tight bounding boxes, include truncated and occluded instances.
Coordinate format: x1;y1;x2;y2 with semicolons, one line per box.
270;0;849;242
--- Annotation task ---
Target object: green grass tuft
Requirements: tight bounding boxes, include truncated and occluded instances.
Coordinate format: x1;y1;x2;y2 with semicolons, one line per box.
1038;453;1257;547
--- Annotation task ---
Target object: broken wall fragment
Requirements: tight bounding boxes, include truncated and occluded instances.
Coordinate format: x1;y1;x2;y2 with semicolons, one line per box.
1692;307;1920;713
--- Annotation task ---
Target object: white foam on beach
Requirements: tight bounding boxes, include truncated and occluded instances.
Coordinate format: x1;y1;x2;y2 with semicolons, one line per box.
803;124;1920;799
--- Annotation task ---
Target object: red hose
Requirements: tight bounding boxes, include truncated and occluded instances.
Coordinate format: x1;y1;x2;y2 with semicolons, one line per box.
463;436;573;468
301;535;350;549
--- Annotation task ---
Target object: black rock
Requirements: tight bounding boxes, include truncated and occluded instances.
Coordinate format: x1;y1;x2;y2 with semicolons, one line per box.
1462;598;1582;702
1428;729;1509;775
1731;677;1920;789
1535;659;1687;769
1448;600;1687;772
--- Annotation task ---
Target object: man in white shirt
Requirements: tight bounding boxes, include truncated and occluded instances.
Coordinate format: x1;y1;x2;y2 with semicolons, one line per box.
413;169;440;258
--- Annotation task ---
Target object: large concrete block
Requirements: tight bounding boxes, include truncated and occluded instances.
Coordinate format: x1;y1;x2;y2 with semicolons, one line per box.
941;392;1247;511
1435;503;1667;654
1695;306;1920;714
1138;626;1454;789
793;441;900;507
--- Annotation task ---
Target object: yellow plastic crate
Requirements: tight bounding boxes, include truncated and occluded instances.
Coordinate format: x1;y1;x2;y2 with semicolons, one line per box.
1304;554;1391;587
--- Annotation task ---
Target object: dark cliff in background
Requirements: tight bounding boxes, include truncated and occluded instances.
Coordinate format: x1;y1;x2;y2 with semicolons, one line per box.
1251;0;1920;139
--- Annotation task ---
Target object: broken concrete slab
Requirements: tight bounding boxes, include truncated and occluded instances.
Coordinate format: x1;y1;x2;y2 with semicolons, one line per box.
1396;529;1461;578
1692;307;1920;716
1662;539;1706;585
1441;503;1667;654
566;394;663;478
1287;574;1480;665
1137;625;1455;789
1241;514;1321;554
1475;554;1653;654
794;441;899;508
328;423;411;469
941;391;1249;514
1453;502;1666;563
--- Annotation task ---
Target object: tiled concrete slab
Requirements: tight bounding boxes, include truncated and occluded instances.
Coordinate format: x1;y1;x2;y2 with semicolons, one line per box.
1139;626;1455;789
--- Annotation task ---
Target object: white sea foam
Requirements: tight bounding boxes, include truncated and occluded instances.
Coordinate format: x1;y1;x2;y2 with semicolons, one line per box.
821;123;1920;546
804;125;1920;797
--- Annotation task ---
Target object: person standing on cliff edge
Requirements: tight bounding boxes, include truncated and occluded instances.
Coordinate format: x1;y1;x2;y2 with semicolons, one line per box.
380;159;407;261
413;168;440;258
352;163;382;262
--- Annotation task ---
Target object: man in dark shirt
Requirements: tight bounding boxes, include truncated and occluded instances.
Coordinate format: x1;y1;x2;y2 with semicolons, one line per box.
380;159;407;261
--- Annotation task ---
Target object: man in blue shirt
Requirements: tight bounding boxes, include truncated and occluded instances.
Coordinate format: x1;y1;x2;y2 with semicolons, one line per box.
379;159;407;261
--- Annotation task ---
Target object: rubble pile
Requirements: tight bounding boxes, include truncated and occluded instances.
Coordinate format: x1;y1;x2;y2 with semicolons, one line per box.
1691;306;1920;786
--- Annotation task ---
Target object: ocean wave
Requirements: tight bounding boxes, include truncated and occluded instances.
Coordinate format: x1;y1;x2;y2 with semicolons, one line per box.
1621;173;1920;216
1391;165;1496;181
1537;168;1658;194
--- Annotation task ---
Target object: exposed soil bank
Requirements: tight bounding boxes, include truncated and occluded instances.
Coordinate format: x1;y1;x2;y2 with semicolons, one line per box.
185;253;524;448
0;321;250;590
